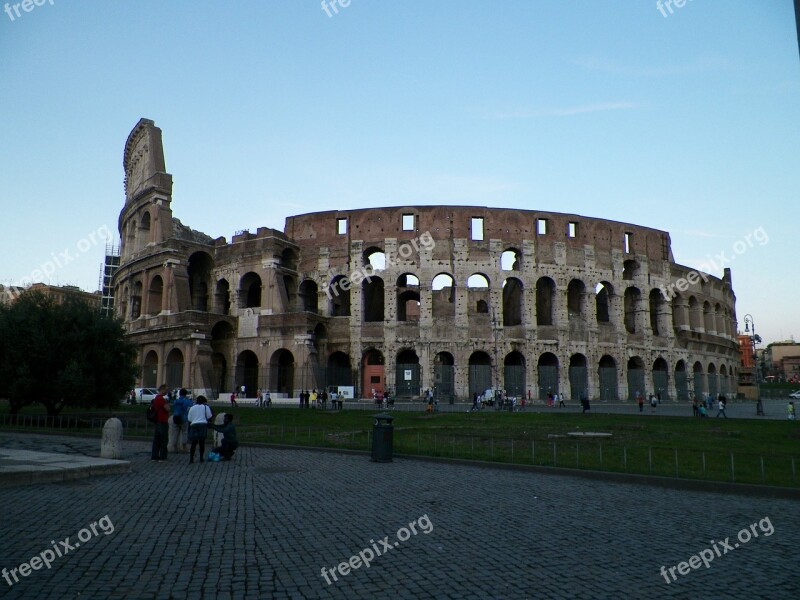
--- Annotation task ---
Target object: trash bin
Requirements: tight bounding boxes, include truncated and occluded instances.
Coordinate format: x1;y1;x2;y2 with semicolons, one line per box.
371;413;394;462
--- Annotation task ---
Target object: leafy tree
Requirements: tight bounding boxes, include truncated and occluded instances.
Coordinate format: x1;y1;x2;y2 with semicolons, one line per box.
0;291;137;415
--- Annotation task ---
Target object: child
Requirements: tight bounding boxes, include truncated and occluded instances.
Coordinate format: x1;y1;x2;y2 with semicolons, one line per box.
208;413;239;461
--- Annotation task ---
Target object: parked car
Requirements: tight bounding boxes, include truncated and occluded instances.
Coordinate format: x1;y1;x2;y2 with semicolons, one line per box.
135;388;159;404
789;390;800;399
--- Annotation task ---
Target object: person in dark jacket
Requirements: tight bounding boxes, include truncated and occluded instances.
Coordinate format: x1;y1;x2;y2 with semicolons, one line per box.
208;413;239;460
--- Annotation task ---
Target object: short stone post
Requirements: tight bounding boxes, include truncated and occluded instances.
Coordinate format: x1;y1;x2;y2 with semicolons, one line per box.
101;418;123;459
213;412;227;448
167;415;178;451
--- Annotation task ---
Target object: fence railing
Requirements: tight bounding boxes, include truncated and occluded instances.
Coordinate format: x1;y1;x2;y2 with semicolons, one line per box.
2;415;796;487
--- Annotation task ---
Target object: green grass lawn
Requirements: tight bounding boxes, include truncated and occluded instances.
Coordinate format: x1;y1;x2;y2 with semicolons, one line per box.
2;402;799;487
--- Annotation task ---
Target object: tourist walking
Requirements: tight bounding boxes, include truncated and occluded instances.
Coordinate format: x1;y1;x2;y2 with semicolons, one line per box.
188;396;213;463
558;394;565;408
649;394;657;413
230;391;237;407
150;384;171;462
716;397;727;418
788;401;796;421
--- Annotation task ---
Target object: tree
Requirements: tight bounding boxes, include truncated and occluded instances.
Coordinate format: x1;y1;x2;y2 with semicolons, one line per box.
0;291;137;415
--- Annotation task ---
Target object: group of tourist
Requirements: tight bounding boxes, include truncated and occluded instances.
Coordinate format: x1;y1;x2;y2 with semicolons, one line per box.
150;384;238;463
690;394;728;418
298;389;344;410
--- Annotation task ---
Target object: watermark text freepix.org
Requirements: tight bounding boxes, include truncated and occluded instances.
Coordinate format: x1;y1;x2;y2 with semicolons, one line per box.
660;516;774;584
656;0;694;18
4;0;54;22
659;226;768;301
325;231;435;300
320;514;433;585
2;515;115;587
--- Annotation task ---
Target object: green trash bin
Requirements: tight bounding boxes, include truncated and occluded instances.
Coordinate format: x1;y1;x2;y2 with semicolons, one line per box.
371;413;394;462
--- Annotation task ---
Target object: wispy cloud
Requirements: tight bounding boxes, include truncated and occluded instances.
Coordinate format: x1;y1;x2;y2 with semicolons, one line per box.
487;101;636;120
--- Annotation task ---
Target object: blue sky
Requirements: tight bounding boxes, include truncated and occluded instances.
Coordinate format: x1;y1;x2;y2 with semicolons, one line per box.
0;0;798;344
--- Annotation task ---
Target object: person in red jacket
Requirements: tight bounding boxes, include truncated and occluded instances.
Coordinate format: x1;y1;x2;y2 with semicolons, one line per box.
151;384;171;462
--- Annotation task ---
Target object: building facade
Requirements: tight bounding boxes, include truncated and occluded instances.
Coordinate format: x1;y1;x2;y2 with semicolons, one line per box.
113;119;741;402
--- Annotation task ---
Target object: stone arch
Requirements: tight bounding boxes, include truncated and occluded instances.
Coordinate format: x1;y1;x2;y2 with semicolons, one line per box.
598;355;618;401
500;248;522;271
567;279;586;321
595;281;613;324
703;301;714;333
468;351;493;396
652;357;669;400
674;359;689;401
214;279;231;315
237;350;260;398
298;279;319;313
568;354;588;400
131;281;143;319
692;361;705;398
468;273;490;317
396;348;421;397
536;277;556;326
363;246;386;271
502;277;523;326
626;356;645;401
504;351;526;396
165;348;184;390
431;273;455;318
537;352;559;399
268;349;293;397
623;287;642;334
434;351;455;400
649;289;666;336
142;350;159;388
397;273;420;322
362;349;385;398
327;351;353;387
707;362;718;398
188;252;213;312
328;275;351;316
622;259;639;280
239;272;262;309
147;275;163;316
688;296;702;330
362;276;385;322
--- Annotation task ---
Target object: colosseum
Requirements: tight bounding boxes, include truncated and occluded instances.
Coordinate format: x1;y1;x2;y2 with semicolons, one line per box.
113;119;741;403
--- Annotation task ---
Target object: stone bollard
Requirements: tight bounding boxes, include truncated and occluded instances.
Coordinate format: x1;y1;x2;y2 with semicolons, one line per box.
213;412;227;448
167;415;178;452
101;418;123;459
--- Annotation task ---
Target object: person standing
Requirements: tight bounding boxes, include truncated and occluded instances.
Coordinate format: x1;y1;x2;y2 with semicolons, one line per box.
150;384;171;462
649;394;657;413
264;389;271;408
169;388;192;453
230;391;238;407
558;394;565;408
788;401;796;421
187;396;213;463
637;391;644;413
692;397;699;417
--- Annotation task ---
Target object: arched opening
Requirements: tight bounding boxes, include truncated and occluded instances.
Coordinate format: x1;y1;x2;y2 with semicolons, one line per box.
502;278;523;326
327;352;353;387
622;259;639;280
627;356;645;401
142;350;158;388
703;301;714;333
165;348;184;390
504;351;526;397
188;252;213;312
595;282;613;324
147;275;163;316
362;276;385;322
329;275;351;316
361;350;385;398
707;363;718;398
649;289;665;336
567;279;586;321
131;281;143;319
468;351;493;396
688;296;702;330
719;364;729;396
500;248;521;271
211;352;227;397
624;287;641;334
298;280;319;313
653;357;669;400
431;273;455;318
239;272;262;309
280;248;298;271
281;275;297;312
468;274;490;317
672;293;687;331
536;277;556;326
397;274;420;322
214;279;231;315
236;350;260;398
433;352;455;400
598;355;618;401
138;212;151;250
674;360;689;401
396;349;420;397
269;349;294;397
569;354;588;400
693;361;705;399
537;353;559;400
363;247;386;271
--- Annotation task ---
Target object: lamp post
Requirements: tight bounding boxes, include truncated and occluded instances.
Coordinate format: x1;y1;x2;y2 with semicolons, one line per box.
743;314;761;408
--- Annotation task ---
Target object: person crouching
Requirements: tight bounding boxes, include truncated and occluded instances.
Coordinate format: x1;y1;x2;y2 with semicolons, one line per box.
208;413;239;461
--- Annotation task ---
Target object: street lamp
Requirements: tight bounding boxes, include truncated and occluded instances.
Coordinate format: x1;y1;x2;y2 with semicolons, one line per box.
743;314;763;413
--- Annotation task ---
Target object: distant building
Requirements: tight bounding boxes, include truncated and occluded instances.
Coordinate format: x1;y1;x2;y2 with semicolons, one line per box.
763;341;800;381
0;283;101;309
737;334;756;388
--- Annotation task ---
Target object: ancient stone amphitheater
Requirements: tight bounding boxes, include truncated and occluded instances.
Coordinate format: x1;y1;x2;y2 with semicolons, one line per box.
114;119;740;402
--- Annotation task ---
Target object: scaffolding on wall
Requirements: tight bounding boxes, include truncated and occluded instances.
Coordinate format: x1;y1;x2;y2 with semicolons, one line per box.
99;242;120;317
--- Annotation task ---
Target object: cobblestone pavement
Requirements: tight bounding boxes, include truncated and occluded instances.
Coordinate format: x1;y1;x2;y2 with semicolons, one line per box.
0;433;797;599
